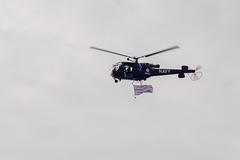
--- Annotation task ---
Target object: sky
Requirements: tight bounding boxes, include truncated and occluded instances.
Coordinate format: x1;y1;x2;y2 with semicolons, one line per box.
0;0;240;159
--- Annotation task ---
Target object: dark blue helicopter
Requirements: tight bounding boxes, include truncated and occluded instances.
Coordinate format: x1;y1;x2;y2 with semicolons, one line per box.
90;46;202;83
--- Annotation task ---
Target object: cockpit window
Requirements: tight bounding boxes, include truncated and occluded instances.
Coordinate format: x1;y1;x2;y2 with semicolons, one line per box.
123;64;133;72
123;65;129;71
112;62;122;71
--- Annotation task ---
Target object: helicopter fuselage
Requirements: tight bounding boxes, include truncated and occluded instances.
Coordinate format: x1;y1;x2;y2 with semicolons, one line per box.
111;62;195;82
90;45;201;82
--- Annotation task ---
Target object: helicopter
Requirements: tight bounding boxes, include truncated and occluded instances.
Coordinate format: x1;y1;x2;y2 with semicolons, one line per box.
90;46;202;83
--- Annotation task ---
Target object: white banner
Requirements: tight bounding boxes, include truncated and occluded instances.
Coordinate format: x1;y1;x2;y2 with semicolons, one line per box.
133;85;153;96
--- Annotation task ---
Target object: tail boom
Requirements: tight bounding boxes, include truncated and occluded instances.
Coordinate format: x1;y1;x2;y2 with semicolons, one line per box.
149;66;195;78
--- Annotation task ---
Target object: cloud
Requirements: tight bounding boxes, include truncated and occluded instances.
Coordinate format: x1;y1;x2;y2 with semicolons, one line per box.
0;0;240;159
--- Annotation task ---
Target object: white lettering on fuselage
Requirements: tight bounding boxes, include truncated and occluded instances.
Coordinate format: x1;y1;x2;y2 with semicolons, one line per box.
159;69;171;74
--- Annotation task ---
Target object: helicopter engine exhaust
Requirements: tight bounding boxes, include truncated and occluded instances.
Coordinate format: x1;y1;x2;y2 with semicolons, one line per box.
149;64;160;68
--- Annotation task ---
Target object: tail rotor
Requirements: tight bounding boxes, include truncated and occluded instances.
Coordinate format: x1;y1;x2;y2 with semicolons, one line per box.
188;65;202;81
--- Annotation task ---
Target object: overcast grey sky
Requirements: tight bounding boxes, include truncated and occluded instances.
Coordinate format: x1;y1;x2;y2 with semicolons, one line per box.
0;0;240;160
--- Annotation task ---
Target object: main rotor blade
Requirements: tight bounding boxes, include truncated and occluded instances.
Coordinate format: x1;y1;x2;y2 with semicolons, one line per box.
139;45;180;58
90;46;133;59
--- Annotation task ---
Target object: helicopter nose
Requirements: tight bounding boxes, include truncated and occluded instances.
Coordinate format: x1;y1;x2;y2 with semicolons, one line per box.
110;68;114;77
110;68;116;77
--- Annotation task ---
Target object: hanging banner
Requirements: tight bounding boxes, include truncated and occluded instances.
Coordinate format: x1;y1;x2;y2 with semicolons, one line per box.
133;85;153;96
